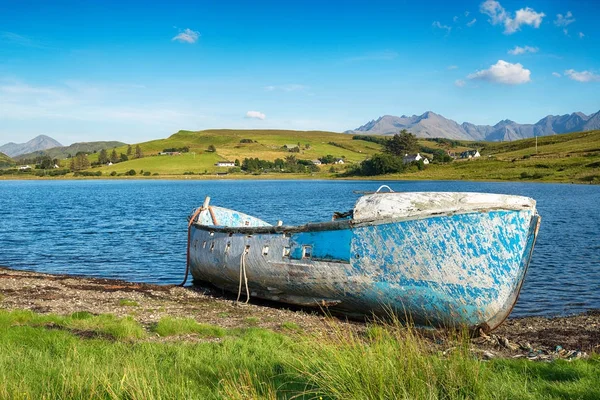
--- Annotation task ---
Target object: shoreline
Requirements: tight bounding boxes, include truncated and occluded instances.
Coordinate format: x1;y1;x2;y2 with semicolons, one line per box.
1;266;598;359
0;174;597;185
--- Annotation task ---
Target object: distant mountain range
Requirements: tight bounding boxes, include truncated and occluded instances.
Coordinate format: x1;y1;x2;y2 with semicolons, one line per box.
15;140;128;160
347;110;600;141
0;135;128;160
0;135;63;157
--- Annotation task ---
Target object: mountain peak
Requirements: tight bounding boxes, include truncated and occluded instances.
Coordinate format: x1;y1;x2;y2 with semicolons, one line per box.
0;135;63;157
348;109;600;141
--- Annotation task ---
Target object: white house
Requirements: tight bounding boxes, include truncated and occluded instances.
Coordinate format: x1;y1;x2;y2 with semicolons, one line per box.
460;150;481;159
311;159;322;165
402;153;429;164
18;165;31;170
215;161;235;167
334;159;345;164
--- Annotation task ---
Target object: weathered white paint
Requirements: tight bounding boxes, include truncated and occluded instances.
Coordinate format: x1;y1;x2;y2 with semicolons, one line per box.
353;192;536;222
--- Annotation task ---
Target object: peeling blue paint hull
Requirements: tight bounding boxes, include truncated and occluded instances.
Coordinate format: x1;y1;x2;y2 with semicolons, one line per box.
188;192;540;331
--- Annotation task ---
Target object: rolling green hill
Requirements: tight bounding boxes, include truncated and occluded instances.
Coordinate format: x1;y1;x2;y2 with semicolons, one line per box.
4;128;599;184
392;130;600;184
92;129;383;175
17;141;127;161
0;152;15;168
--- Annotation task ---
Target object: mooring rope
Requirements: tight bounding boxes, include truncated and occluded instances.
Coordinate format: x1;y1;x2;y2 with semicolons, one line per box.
236;246;250;304
179;206;205;287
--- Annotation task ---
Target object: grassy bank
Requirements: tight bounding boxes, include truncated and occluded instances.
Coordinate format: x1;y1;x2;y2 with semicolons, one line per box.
1;309;598;399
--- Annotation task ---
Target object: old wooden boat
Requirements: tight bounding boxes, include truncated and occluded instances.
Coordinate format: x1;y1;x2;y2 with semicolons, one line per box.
187;189;540;332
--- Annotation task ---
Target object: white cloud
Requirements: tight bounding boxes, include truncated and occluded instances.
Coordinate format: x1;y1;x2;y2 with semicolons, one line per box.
563;28;569;36
453;16;459;22
455;79;466;87
480;0;507;25
480;0;545;34
467;18;477;27
552;72;561;78
554;11;575;27
245;111;266;120
564;69;600;83
265;84;308;92
508;45;539;55
432;21;451;34
504;8;545;34
447;65;459;70
467;60;531;85
172;28;200;44
465;11;470;17
579;32;585;38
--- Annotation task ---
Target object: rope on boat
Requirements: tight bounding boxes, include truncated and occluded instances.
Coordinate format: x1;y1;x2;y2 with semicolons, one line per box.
179;206;205;287
376;185;394;193
236;246;250;304
208;206;218;226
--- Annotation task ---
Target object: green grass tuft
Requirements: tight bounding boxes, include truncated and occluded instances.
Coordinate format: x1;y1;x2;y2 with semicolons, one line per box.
151;317;226;337
118;299;139;307
281;321;301;331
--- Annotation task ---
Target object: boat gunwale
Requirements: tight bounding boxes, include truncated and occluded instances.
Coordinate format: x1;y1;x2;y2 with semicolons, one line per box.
190;205;538;235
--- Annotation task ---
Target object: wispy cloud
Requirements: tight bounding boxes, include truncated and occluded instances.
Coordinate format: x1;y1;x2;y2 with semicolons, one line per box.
432;21;451;34
1;32;34;46
467;60;531;85
508;45;538;55
345;50;398;62
579;32;585;39
480;0;545;34
0;31;53;49
552;72;561;78
564;69;600;83
172;28;200;44
466;18;477;27
447;65;459;70
554;11;575;27
455;79;466;87
245;111;266;120
0;78;189;124
264;84;308;92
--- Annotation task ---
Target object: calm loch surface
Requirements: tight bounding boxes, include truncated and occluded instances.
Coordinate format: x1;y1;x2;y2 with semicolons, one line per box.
0;179;598;317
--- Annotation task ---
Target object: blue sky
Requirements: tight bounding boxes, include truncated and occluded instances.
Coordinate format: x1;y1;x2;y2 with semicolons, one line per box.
1;0;599;145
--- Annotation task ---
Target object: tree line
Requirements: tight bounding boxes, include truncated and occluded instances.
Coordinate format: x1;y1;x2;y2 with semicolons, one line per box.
347;130;454;176
241;155;320;174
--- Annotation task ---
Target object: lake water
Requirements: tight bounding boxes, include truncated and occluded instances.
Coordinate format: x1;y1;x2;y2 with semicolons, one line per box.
0;179;598;317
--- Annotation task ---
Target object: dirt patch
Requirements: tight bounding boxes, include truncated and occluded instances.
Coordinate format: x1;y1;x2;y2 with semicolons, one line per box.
1;266;598;359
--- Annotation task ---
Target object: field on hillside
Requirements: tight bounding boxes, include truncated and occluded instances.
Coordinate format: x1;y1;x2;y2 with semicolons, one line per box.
91;129;382;175
387;130;600;184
